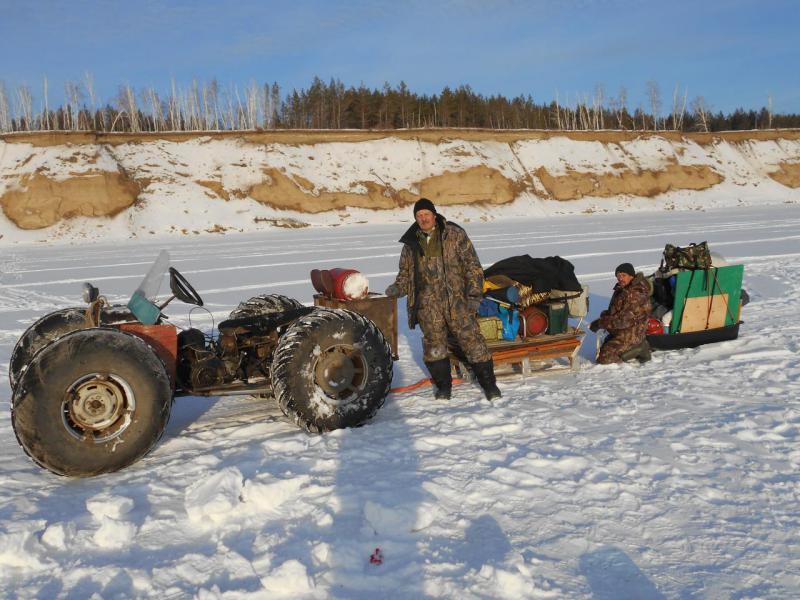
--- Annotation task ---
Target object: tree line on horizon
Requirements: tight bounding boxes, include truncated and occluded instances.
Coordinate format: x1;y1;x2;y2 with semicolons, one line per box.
0;76;798;134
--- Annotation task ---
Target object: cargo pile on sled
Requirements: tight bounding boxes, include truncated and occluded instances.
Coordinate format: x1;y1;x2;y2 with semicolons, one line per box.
453;255;589;377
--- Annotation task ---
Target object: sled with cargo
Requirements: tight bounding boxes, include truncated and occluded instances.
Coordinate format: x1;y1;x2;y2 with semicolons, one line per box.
645;243;745;352
9;251;392;477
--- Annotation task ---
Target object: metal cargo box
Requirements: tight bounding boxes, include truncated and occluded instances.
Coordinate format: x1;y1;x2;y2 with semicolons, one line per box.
313;293;398;359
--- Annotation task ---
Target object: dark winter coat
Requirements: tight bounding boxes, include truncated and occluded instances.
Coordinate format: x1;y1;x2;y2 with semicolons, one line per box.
392;214;484;330
597;272;651;363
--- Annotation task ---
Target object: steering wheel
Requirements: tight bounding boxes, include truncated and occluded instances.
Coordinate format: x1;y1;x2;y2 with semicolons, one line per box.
169;267;204;306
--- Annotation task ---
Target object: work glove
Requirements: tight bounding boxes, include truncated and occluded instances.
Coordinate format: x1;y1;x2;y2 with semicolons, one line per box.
384;283;402;298
589;319;601;333
468;297;482;314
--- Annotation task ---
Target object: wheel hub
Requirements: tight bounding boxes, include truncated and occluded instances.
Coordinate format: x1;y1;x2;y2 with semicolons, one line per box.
314;345;367;404
63;373;135;442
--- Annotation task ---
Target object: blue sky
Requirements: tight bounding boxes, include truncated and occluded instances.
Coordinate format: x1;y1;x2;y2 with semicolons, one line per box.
1;0;798;115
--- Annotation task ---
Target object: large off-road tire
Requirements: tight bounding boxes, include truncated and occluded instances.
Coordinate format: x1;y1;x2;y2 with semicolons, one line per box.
271;308;392;433
228;294;303;319
11;328;172;477
9;305;137;392
9;308;87;392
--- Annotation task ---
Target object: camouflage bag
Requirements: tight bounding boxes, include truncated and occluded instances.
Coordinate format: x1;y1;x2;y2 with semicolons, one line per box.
663;241;712;270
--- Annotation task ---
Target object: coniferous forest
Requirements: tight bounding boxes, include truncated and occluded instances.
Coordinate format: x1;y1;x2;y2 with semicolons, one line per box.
1;76;797;134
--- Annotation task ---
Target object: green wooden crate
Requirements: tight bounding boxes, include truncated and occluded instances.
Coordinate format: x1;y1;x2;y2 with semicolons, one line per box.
546;301;568;335
670;265;744;333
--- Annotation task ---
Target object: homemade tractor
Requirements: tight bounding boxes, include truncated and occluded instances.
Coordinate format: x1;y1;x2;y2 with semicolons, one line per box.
9;252;393;477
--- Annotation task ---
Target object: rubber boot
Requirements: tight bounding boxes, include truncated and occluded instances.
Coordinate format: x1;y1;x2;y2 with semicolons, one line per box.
637;340;652;363
471;360;502;401
620;340;651;363
425;358;452;399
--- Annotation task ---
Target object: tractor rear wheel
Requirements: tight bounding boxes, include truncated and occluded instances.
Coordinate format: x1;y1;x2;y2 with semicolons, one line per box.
228;294;303;319
11;328;172;477
271;308;392;433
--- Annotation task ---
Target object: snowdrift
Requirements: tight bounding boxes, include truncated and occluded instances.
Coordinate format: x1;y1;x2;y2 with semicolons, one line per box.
0;129;798;244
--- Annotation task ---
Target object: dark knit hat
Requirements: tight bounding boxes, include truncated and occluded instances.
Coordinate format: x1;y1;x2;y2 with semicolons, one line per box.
615;262;636;277
413;198;436;216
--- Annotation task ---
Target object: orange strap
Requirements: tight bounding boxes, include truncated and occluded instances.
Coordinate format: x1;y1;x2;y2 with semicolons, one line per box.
389;378;464;394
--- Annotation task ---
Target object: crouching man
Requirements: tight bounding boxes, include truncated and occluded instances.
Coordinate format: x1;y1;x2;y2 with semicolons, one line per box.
590;263;652;364
385;198;501;401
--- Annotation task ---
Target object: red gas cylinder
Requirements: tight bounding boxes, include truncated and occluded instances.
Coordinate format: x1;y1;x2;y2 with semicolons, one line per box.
329;268;369;300
646;317;664;335
519;306;548;337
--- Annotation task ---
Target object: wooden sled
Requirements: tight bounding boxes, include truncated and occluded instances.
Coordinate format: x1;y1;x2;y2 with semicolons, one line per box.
449;327;584;380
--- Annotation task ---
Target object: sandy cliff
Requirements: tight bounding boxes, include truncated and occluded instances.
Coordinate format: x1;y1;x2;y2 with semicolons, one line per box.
1;129;798;243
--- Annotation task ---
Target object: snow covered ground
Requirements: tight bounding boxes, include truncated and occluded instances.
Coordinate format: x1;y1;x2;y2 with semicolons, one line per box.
1;204;799;598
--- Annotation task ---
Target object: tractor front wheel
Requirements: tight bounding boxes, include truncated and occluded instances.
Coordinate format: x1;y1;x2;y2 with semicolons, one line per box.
10;305;137;392
9;307;87;392
11;328;172;477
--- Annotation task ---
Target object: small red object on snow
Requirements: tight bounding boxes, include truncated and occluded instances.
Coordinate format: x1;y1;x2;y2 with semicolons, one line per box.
369;547;383;565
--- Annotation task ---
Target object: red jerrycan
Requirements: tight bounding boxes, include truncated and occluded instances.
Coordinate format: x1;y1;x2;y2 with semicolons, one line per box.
328;268;369;300
310;269;334;296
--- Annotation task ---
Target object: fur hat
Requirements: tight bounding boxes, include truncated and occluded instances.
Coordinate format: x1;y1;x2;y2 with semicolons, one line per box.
615;262;636;277
413;198;436;216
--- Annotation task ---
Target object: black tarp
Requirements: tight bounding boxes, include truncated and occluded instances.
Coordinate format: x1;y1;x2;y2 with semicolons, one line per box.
483;255;582;293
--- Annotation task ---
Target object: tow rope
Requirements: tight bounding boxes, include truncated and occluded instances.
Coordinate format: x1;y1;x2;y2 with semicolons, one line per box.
388;377;465;394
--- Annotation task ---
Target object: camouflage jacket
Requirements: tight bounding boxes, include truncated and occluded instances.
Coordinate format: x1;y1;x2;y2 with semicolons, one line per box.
599;272;651;336
392;214;484;329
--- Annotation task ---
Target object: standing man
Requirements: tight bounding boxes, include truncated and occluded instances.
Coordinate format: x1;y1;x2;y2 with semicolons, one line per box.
590;262;652;364
385;198;501;401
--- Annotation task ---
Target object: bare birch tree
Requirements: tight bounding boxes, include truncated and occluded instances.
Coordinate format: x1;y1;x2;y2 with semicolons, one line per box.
0;82;10;132
593;84;604;129
578;94;590;130
65;81;83;130
646;81;661;130
554;91;563;130
120;84;140;132
671;85;687;130
16;85;33;131
144;87;165;132
42;77;50;130
617;86;628;129
84;72;97;130
234;85;246;129
167;78;180;131
691;96;710;132
186;80;201;131
245;80;258;130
